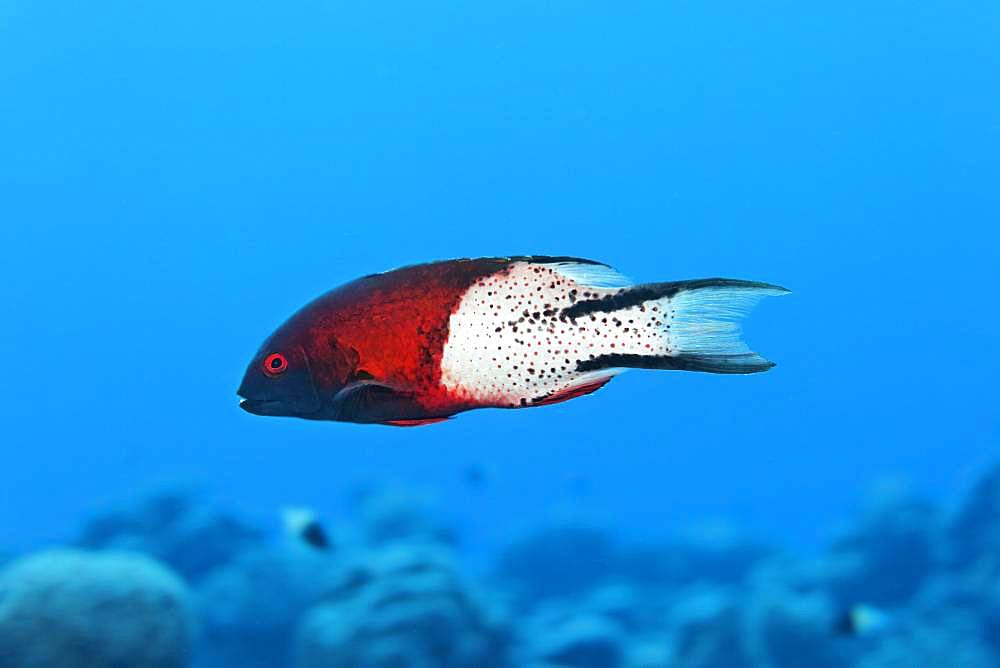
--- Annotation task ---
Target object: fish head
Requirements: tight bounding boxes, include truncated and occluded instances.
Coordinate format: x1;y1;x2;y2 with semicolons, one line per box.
237;328;323;418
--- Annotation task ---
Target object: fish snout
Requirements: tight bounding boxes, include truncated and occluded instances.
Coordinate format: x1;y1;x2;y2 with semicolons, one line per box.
238;395;284;415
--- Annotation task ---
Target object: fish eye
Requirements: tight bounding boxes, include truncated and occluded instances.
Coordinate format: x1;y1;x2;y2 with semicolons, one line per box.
263;352;288;376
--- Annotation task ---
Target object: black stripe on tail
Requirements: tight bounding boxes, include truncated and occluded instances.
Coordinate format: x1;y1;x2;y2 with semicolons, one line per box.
560;278;788;320
577;353;777;375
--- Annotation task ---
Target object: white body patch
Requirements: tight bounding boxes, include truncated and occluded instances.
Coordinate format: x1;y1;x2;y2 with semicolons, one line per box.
439;261;672;407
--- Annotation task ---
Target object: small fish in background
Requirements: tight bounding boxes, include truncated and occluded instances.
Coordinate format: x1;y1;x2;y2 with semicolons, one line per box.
237;256;788;426
463;465;487;488
282;507;331;551
834;604;893;637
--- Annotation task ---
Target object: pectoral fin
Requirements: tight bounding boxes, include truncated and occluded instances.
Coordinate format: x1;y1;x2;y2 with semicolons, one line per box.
330;381;450;425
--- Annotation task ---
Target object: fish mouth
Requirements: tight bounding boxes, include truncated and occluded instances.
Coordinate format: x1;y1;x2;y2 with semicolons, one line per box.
238;397;284;416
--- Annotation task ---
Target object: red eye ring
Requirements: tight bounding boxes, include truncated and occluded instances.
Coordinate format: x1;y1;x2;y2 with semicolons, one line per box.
263;352;288;376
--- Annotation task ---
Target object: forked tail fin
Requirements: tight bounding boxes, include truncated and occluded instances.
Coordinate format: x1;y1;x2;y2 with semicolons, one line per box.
566;278;789;375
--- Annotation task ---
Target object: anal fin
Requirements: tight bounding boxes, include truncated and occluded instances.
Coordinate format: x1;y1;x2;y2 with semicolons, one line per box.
531;375;615;407
381;417;451;427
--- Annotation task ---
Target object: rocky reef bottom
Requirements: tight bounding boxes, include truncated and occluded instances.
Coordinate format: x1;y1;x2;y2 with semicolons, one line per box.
4;465;1000;668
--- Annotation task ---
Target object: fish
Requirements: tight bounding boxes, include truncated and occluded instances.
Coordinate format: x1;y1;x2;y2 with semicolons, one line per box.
237;256;788;426
833;604;893;637
463;465;488;488
281;506;331;550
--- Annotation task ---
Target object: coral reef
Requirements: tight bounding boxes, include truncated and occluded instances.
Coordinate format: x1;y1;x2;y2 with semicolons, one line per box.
496;520;772;610
496;524;619;604
5;464;1000;667
358;489;458;548
820;495;945;608
526;613;625;668
197;489;505;668
0;549;194;668
194;546;354;668
740;570;856;668
294;544;509;668
951;465;1000;571
856;612;996;668
77;490;262;583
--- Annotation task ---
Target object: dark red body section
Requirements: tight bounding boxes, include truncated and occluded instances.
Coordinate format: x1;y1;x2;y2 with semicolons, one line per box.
277;258;508;421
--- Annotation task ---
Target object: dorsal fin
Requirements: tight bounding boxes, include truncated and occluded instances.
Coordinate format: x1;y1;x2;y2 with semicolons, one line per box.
363;256;630;288
541;259;632;289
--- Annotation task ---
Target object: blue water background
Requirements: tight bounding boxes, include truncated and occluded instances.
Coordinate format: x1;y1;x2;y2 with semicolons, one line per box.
2;1;998;558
